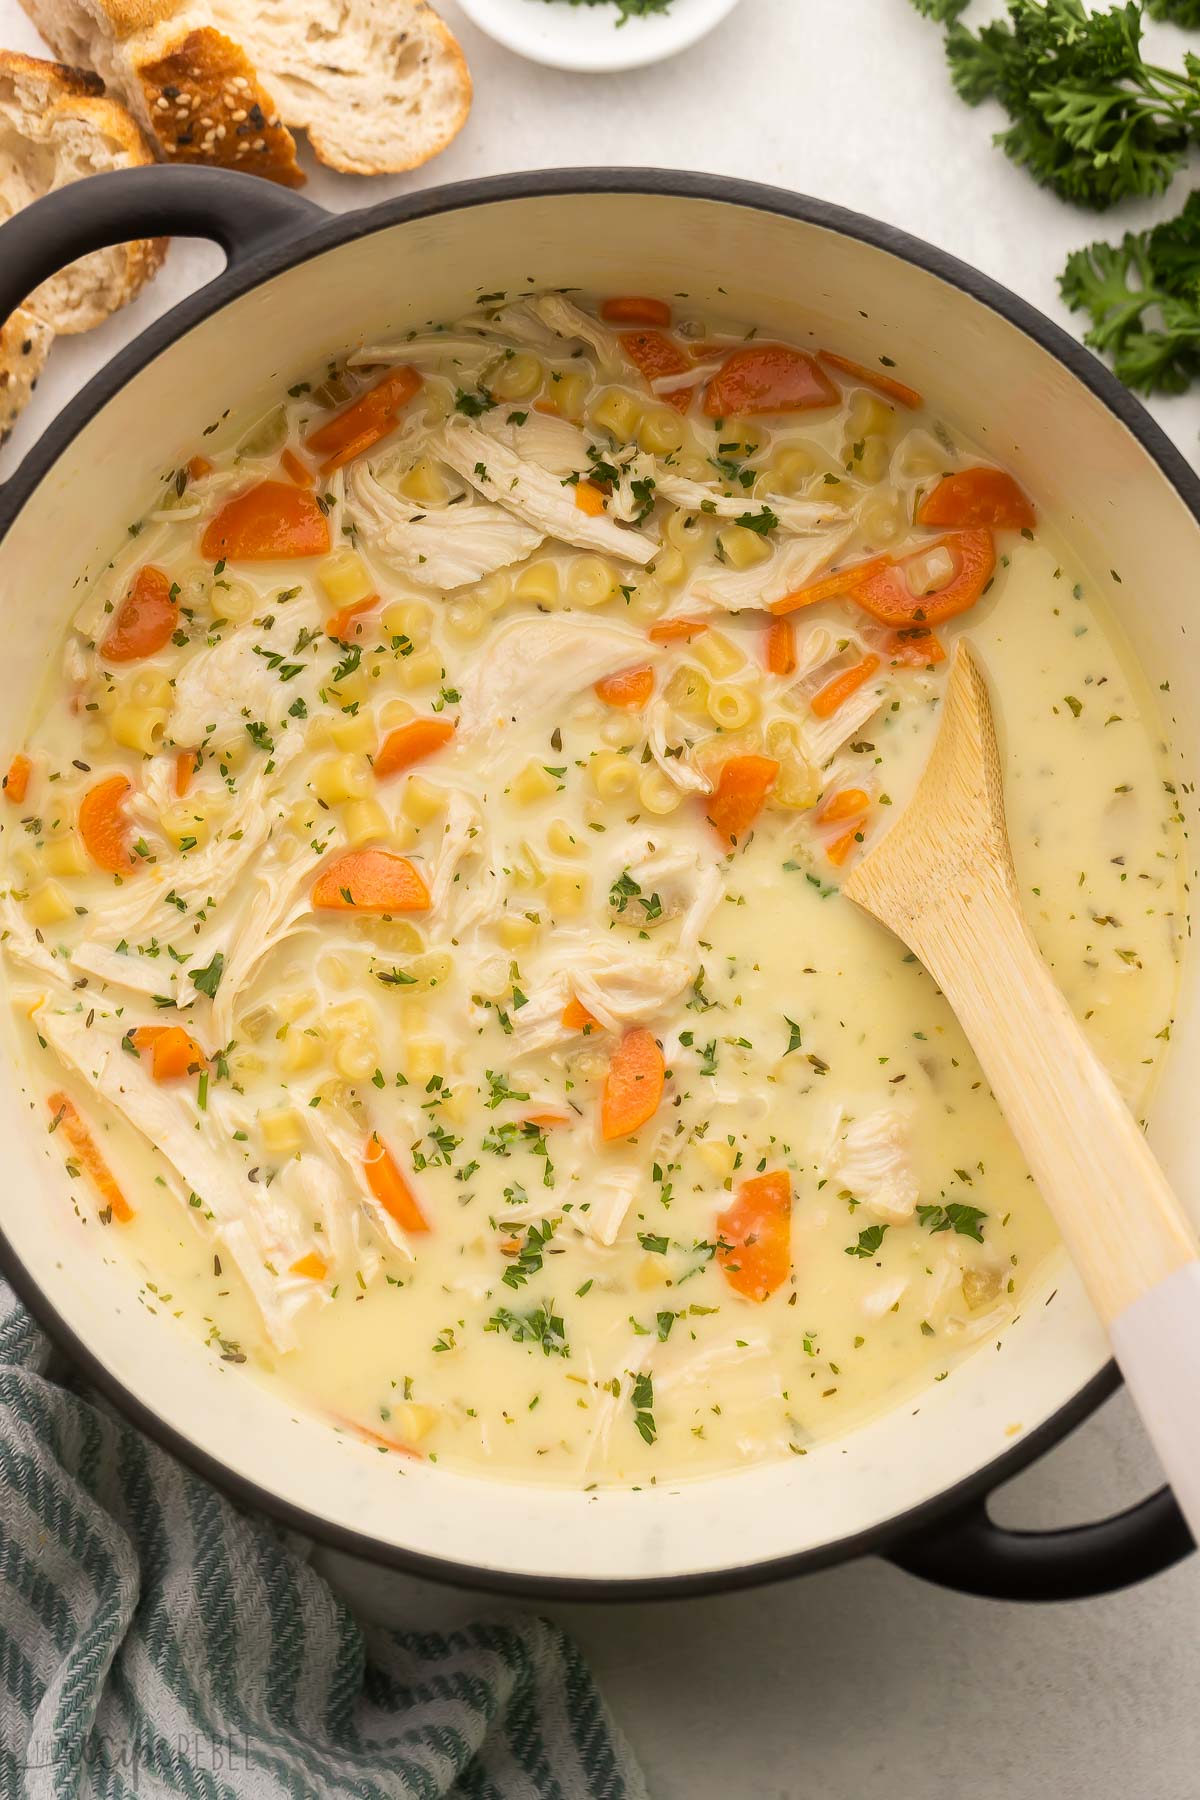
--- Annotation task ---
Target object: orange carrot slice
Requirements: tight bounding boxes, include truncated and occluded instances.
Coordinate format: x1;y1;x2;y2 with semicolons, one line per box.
100;566;177;663
4;753;31;806
290;1251;328;1280
594;665;654;710
879;626;946;667
574;479;607;518
373;719;455;781
769;555;890;616
826;826;864;867
312;849;431;913
706;755;779;847
717;1170;791;1302
201;480;330;562
327;595;378;642
648;616;709;644
305;368;423;476
602;296;672;327
852;530;995;627
600;1027;665;1141
364;1131;429;1233
818;350;922;410
186;454;213;482
818;787;870;824
917;467;1034;532
175;750;196;797
129;1024;208;1081
48;1092;133;1222
562;996;601;1032
79;775;133;873
620;329;691;386
764;617;796;676
810;654;881;720
522;1110;573;1130
661;385;694;414
279;446;314;487
704;344;838;418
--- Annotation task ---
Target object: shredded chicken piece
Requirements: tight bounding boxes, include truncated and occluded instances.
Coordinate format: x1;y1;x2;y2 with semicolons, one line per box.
272;1151;379;1280
464;300;564;351
169;620;312;752
581;1161;643;1247
303;1102;421;1257
38;1007;323;1349
427;789;485;915
654;1327;775;1396
645;698;711;795
510;940;691;1056
686;526;855;613
826;1107;920;1224
480;407;595;476
613;836;724;958
861;1274;910;1320
0;897;69;985
530;294;630;380
347;461;543;589
798;680;885;767
430;420;658;563
653;467;842;535
70;940;197;1008
347;335;497;369
562;944;693;1034
788;624;842;685
211;849;322;1044
458;613;650;743
79;752;299;950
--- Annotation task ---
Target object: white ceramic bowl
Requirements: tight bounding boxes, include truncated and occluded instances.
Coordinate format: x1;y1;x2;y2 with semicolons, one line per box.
455;0;741;72
0;167;1195;1601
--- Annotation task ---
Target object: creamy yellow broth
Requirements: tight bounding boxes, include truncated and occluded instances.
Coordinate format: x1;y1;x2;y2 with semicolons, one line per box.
0;292;1183;1487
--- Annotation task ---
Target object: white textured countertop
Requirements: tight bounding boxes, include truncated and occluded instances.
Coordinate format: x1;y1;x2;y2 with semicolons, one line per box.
3;0;1198;1792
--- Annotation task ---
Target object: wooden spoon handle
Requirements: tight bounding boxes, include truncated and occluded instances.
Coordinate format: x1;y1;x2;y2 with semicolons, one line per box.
914;865;1200;1538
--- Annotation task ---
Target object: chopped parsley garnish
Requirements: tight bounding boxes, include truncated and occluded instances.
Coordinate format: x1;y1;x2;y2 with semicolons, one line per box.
486;1302;569;1357
501;1218;555;1290
630;1371;657;1444
917;1203;988;1243
190;953;225;999
846;1225;889;1259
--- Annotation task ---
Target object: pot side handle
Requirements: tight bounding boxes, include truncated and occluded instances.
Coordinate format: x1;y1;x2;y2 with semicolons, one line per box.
0;165;324;341
886;1482;1192;1602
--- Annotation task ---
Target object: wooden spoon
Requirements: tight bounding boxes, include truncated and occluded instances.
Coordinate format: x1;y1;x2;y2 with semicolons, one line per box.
844;640;1200;1538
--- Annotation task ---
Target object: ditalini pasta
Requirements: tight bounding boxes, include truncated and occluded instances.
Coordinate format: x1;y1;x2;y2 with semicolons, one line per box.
0;291;1183;1483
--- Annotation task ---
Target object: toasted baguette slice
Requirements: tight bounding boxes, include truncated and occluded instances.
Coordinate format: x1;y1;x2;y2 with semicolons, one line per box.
0;307;54;446
206;0;471;175
19;0;305;186
0;50;166;338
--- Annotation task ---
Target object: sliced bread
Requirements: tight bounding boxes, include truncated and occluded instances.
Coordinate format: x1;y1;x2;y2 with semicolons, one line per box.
0;307;54;446
0;49;166;336
19;0;305;186
205;0;472;175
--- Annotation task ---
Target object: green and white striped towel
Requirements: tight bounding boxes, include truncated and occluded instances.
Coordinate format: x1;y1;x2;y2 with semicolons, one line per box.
0;1283;648;1799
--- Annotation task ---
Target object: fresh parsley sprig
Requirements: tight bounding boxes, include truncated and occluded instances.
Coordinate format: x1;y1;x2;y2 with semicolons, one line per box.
1059;188;1200;392
541;0;672;20
914;0;1200;210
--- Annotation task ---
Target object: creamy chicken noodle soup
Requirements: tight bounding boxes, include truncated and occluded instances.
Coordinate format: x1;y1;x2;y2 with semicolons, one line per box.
0;291;1183;1486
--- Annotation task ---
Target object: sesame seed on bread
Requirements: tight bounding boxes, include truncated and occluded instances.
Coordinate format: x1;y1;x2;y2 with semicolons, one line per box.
0;307;54;447
206;0;471;176
19;0;305;185
134;24;305;186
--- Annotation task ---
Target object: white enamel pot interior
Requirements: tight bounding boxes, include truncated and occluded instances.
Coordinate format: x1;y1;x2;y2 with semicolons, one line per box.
0;169;1196;1598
